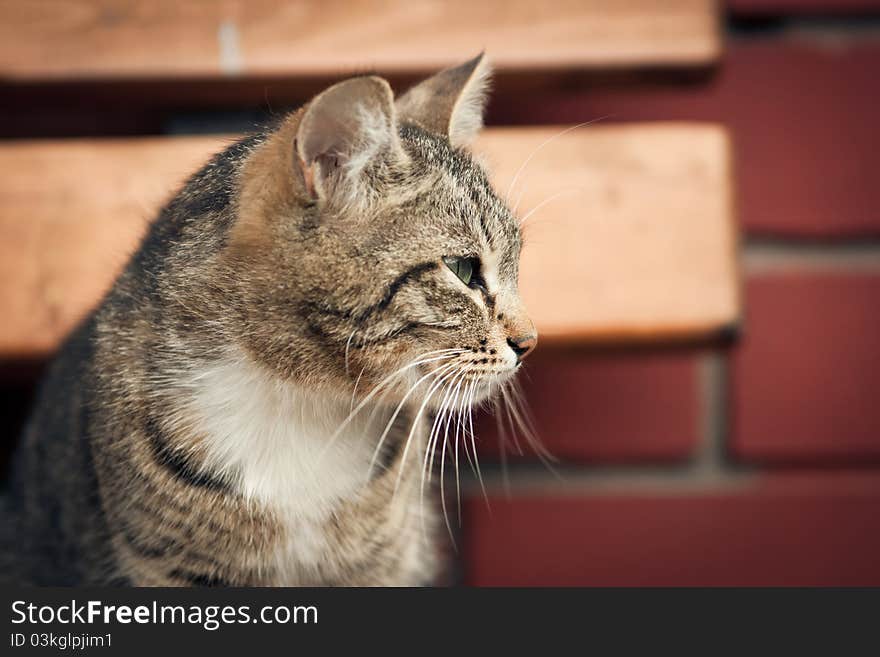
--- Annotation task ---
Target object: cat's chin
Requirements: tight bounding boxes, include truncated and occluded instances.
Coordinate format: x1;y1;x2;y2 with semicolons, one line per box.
408;371;513;413
462;370;518;406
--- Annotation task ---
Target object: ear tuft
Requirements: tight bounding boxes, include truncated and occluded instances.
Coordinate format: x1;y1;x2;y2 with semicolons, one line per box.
396;53;492;148
295;76;401;202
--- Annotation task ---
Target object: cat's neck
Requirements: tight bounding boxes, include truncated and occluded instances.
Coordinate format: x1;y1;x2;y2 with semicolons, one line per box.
178;348;390;517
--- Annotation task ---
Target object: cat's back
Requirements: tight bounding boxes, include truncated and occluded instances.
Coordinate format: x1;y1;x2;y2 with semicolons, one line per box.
2;315;118;585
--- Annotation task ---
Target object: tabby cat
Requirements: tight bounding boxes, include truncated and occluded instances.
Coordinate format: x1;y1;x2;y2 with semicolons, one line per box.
0;53;536;586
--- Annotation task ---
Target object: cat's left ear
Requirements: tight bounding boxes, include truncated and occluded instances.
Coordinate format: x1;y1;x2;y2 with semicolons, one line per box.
295;76;404;203
395;53;492;148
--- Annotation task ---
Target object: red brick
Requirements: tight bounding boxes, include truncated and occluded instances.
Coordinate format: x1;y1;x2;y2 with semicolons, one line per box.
732;272;880;464
490;40;880;237
473;351;700;464
464;473;880;586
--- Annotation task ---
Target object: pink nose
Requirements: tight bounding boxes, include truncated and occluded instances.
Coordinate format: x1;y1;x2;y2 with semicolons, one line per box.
507;334;537;361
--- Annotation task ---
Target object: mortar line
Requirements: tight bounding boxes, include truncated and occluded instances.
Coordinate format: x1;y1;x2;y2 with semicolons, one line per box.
744;240;880;274
692;351;728;474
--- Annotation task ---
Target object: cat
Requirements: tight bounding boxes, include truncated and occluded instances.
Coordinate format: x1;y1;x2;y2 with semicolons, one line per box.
0;53;536;586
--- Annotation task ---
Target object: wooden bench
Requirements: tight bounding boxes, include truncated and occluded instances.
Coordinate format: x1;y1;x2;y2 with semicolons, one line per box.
0;124;739;359
0;0;721;81
0;0;737;364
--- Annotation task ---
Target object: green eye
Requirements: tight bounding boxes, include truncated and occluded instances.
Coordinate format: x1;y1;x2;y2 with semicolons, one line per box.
443;256;474;287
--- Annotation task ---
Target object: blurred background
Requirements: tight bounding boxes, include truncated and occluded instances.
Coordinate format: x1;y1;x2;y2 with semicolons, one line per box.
0;1;878;585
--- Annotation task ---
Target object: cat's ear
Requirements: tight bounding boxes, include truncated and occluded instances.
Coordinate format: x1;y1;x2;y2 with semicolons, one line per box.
295;76;403;202
395;53;491;148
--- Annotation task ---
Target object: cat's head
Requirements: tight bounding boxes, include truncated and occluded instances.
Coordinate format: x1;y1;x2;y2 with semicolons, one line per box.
225;54;535;406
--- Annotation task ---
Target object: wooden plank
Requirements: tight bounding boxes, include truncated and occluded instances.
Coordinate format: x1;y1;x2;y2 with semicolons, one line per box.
483;125;739;344
496;40;880;239
0;136;225;358
0;1;721;81
0;124;740;358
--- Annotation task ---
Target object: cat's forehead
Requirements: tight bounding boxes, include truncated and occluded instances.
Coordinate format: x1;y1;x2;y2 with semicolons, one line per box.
399;124;521;258
400;123;484;181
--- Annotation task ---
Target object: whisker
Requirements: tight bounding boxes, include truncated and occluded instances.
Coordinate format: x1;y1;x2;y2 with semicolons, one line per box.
349;364;367;412
465;374;489;510
492;395;513;497
506;379;562;479
516;186;584;224
344;329;357;378
321;349;463;467
421;366;462;494
424;367;468;549
393;362;464;497
500;384;526;456
430;367;469;489
504;117;612;208
459;394;478;476
435;366;473;549
367;358;461;479
419;371;457;544
453;378;471;526
508;377;555;460
337;349;461;432
456;377;479;525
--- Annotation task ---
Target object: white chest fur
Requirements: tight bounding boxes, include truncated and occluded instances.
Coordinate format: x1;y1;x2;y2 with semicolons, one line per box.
175;351;431;584
182;351;383;519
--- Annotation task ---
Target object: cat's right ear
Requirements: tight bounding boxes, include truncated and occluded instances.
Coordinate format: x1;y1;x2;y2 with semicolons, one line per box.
395;53;491;148
294;76;403;204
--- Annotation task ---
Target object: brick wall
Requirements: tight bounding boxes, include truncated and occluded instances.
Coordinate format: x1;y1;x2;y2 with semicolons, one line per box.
461;4;880;585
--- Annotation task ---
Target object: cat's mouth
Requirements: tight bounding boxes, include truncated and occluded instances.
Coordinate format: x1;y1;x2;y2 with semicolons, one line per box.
444;368;516;407
403;349;520;411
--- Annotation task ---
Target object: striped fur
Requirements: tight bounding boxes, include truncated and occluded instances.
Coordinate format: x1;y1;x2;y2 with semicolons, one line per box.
1;55;535;586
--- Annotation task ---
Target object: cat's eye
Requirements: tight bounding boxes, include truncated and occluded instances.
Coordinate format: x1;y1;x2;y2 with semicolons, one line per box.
443;256;480;289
